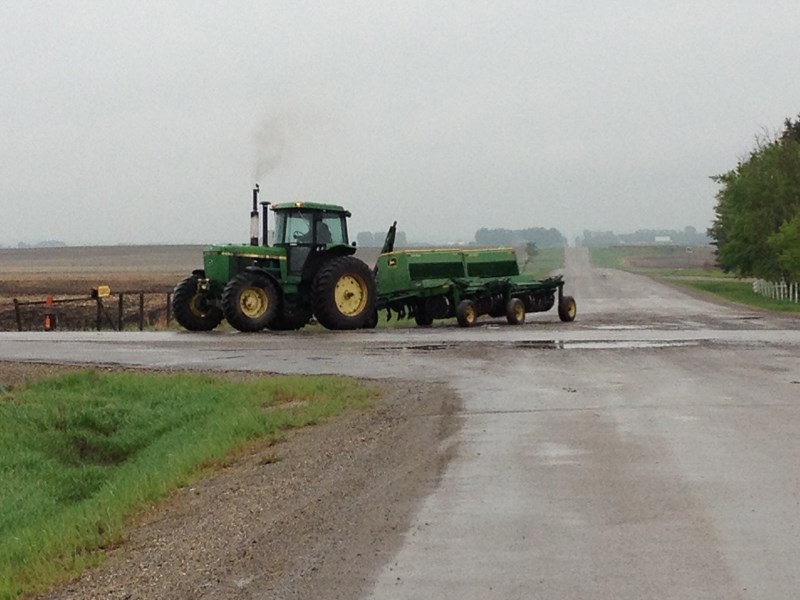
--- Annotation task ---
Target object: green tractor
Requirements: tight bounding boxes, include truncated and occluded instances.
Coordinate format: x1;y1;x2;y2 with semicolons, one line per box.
172;186;376;332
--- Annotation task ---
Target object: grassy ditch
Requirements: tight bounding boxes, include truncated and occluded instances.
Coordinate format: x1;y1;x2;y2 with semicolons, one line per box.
674;279;800;313
0;370;375;599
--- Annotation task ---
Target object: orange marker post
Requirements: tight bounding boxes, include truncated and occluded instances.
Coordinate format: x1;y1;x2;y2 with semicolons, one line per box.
44;295;56;331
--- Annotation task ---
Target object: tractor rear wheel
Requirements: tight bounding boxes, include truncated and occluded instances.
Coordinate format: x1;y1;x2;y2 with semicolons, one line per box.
172;274;223;331
506;297;526;325
558;295;577;322
456;299;478;327
312;256;376;330
222;272;280;332
363;310;379;329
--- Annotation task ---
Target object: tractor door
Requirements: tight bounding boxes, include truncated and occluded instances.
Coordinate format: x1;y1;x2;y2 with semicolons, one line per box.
274;210;314;276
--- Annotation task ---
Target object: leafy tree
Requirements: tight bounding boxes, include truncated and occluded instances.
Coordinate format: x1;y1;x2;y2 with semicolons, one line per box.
709;115;800;280
769;214;800;281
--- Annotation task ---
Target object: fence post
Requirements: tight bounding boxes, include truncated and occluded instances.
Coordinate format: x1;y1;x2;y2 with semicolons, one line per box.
118;293;124;331
139;293;145;331
96;296;102;331
13;299;22;332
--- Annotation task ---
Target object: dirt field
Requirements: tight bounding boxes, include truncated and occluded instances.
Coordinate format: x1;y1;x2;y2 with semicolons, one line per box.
624;245;717;269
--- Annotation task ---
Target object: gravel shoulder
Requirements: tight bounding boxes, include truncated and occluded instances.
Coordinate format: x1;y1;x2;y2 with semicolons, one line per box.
0;362;461;600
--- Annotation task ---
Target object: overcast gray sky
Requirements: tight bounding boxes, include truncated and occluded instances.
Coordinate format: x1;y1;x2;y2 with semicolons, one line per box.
2;1;799;246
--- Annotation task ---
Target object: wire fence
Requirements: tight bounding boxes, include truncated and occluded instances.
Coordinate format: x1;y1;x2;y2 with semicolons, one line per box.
752;279;800;303
5;291;174;332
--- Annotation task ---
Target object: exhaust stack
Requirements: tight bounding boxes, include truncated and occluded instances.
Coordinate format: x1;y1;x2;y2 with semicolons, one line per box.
260;200;271;246
250;184;260;246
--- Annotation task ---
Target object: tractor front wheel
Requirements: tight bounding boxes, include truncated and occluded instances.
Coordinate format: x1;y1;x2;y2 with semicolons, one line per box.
172;274;223;331
222;272;280;332
312;256;376;330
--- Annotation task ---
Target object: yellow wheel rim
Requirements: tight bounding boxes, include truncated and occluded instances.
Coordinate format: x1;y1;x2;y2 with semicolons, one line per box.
567;300;576;318
335;274;368;316
465;304;476;323
514;303;524;321
239;287;269;318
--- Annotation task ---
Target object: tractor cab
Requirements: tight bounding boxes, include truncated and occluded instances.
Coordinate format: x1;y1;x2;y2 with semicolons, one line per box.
272;202;350;247
271;202;353;277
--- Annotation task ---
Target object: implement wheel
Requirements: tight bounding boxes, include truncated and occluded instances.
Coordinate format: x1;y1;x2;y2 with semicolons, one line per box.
456;299;478;327
558;295;577;322
312;256;376;330
506;297;526;325
222;272;280;332
172;274;223;331
414;301;434;327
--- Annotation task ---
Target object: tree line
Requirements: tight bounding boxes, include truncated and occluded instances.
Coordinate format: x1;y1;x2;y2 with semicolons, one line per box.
709;115;800;282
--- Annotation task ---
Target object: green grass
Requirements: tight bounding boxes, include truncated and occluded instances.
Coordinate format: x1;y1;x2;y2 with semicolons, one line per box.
636;267;734;278
0;370;375;599
674;279;800;313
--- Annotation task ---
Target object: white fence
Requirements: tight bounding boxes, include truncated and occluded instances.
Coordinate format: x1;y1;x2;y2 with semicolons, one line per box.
752;279;800;303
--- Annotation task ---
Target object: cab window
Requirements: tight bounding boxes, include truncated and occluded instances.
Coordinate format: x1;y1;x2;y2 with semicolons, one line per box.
318;213;347;245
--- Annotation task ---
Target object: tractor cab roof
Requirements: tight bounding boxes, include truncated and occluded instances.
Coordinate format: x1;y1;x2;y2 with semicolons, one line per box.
271;201;350;216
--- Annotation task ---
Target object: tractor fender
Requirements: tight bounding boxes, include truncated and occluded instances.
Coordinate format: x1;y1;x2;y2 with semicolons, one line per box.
242;266;285;300
302;245;357;283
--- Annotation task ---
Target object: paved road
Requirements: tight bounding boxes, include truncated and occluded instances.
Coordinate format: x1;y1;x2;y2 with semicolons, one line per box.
2;248;799;599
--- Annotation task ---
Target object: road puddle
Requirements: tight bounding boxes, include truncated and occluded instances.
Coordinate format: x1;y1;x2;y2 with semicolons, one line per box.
366;340;700;354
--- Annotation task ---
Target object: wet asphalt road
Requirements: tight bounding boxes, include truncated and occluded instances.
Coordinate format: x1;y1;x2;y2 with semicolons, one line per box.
2;248;800;599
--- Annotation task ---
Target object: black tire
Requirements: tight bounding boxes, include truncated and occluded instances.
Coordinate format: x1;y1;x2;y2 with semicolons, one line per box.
558;295;577;322
456;299;478;327
222;272;280;332
414;301;434;327
268;305;312;331
363;309;379;329
172;274;223;331
312;256;377;330
506;297;526;325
